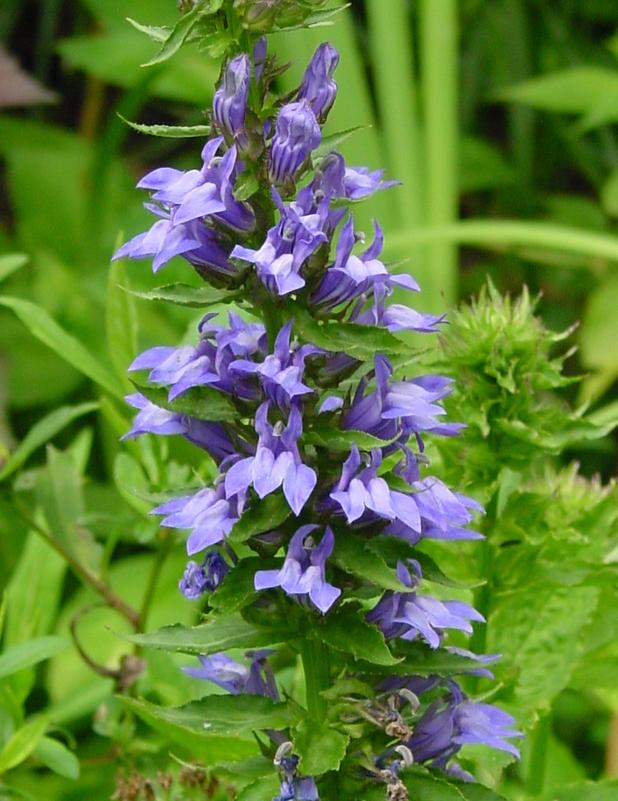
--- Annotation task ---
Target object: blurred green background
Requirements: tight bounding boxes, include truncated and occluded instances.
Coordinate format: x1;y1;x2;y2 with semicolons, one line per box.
1;0;618;799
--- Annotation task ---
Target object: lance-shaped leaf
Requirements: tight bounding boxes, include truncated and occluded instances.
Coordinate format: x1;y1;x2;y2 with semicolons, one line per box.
296;310;411;359
135;382;238;423
118;115;211;138
229;494;292;544
127;282;238;307
0;636;68;680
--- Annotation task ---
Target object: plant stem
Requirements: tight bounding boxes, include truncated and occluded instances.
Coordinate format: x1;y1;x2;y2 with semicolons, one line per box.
138;537;171;633
15;500;140;629
419;0;459;310
525;713;550;796
300;637;330;723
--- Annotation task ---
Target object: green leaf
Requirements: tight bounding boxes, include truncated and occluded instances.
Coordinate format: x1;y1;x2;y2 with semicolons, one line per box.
305;425;397;453
313;607;399;666
127;282;238;307
361;640;486;677
33;737;80;780
36;447;102;575
235;775;281;801
294;719;349;775
0;253;27;283
0;297;122;399
296;311;411;358
580;275;618;374
333;533;408;591
495;67;618;115
314;125;367;160
135;382;238;423
403;767;467;801
125;17;170;42
0;637;68;680
142;5;201;66
126;614;294;655
366;537;479;589
233;172;261;202
120;697;258;764
118;114;211;138
113;453;152;517
209;558;261;613
0;402;98;481
229;494;292;544
107;258;137;383
540;780;618;801
0;717;48;773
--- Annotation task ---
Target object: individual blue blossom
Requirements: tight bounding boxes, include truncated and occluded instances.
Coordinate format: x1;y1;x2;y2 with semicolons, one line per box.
406;680;521;773
183;650;278;701
367;560;483;648
232;191;328;295
213;53;250;143
343;165;399;200
254;524;340;614
179;550;230;600
230;321;319;408
297;42;339;121
153;481;245;555
224;402;316;515
129;343;218;402
268;101;321;186
329;445;422;536
274;752;319;801
350;282;445;334
310;218;418;311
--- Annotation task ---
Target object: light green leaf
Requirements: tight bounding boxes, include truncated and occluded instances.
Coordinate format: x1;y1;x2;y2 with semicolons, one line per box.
0;717;48;774
126;17;170;42
540;780;618;801
127;614;294;655
0;402;98;481
313;608;399;666
107;258;137;383
295;719;349;775
113;453;152;517
0;254;28;283
33;736;79;780
296;311;411;358
235;775;281;801
580;275;618;374
142;5;201;66
495;67;618;114
118;115;211;138
127;282;237;307
314;125;367;160
0;637;68;680
0;297;122;399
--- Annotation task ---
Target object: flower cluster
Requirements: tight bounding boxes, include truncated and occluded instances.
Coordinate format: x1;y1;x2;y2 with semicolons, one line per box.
117;36;520;800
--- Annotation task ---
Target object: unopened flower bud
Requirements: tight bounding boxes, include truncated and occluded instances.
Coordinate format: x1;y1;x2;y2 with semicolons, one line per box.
298;43;339;121
269;101;321;186
213;54;250;142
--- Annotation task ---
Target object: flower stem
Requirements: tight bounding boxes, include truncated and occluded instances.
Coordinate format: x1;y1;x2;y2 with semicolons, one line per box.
300;637;330;723
525;713;550;796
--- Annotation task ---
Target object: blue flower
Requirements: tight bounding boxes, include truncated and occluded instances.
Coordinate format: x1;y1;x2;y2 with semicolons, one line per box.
268;101;321;186
213;53;250;143
367;560;483;648
224;402;316;515
297;42;339;121
254;524;340;614
179;550;230;600
183;650;279;701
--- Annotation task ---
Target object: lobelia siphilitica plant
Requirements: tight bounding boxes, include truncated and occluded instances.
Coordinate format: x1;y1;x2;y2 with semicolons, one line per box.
113;6;521;800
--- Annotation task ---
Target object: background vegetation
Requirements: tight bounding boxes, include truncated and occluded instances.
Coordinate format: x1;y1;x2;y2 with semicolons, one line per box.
1;1;618;799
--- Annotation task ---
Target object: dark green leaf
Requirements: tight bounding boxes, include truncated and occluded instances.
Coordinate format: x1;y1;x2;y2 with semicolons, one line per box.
0;636;68;680
33;736;80;780
127;282;238;307
333;533;409;591
294;719;349;775
0;297;122;398
403;767;467;801
118;115;211;138
296;311;411;358
229;493;292;544
305;424;396;453
313;607;399;666
210;558;261;613
0;402;98;481
142;6;201;67
135;382;238;423
126;614;294;655
360;640;485;677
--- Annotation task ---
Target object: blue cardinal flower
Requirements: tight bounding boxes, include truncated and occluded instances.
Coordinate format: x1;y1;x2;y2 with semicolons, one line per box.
268;101;321;186
183;650;279;701
179;550;230;600
297;42;339;121
213;53;250;143
367;560;484;648
254;524;340;614
224;402;316;515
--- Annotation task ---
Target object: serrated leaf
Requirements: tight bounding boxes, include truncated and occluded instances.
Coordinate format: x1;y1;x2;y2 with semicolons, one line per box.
314;125;367;160
127;282;237;307
0;402;98;481
313;608;399;666
135;382;238;423
333;533;409;591
126;17;170;43
229;493;292;544
294;719;349;775
0;717;48;773
126;614;294;655
0;297;122;399
118;115;211;138
296;311;410;358
209;558;261;613
0;637;68;680
33;736;79;780
305;425;397;452
142;6;201;67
